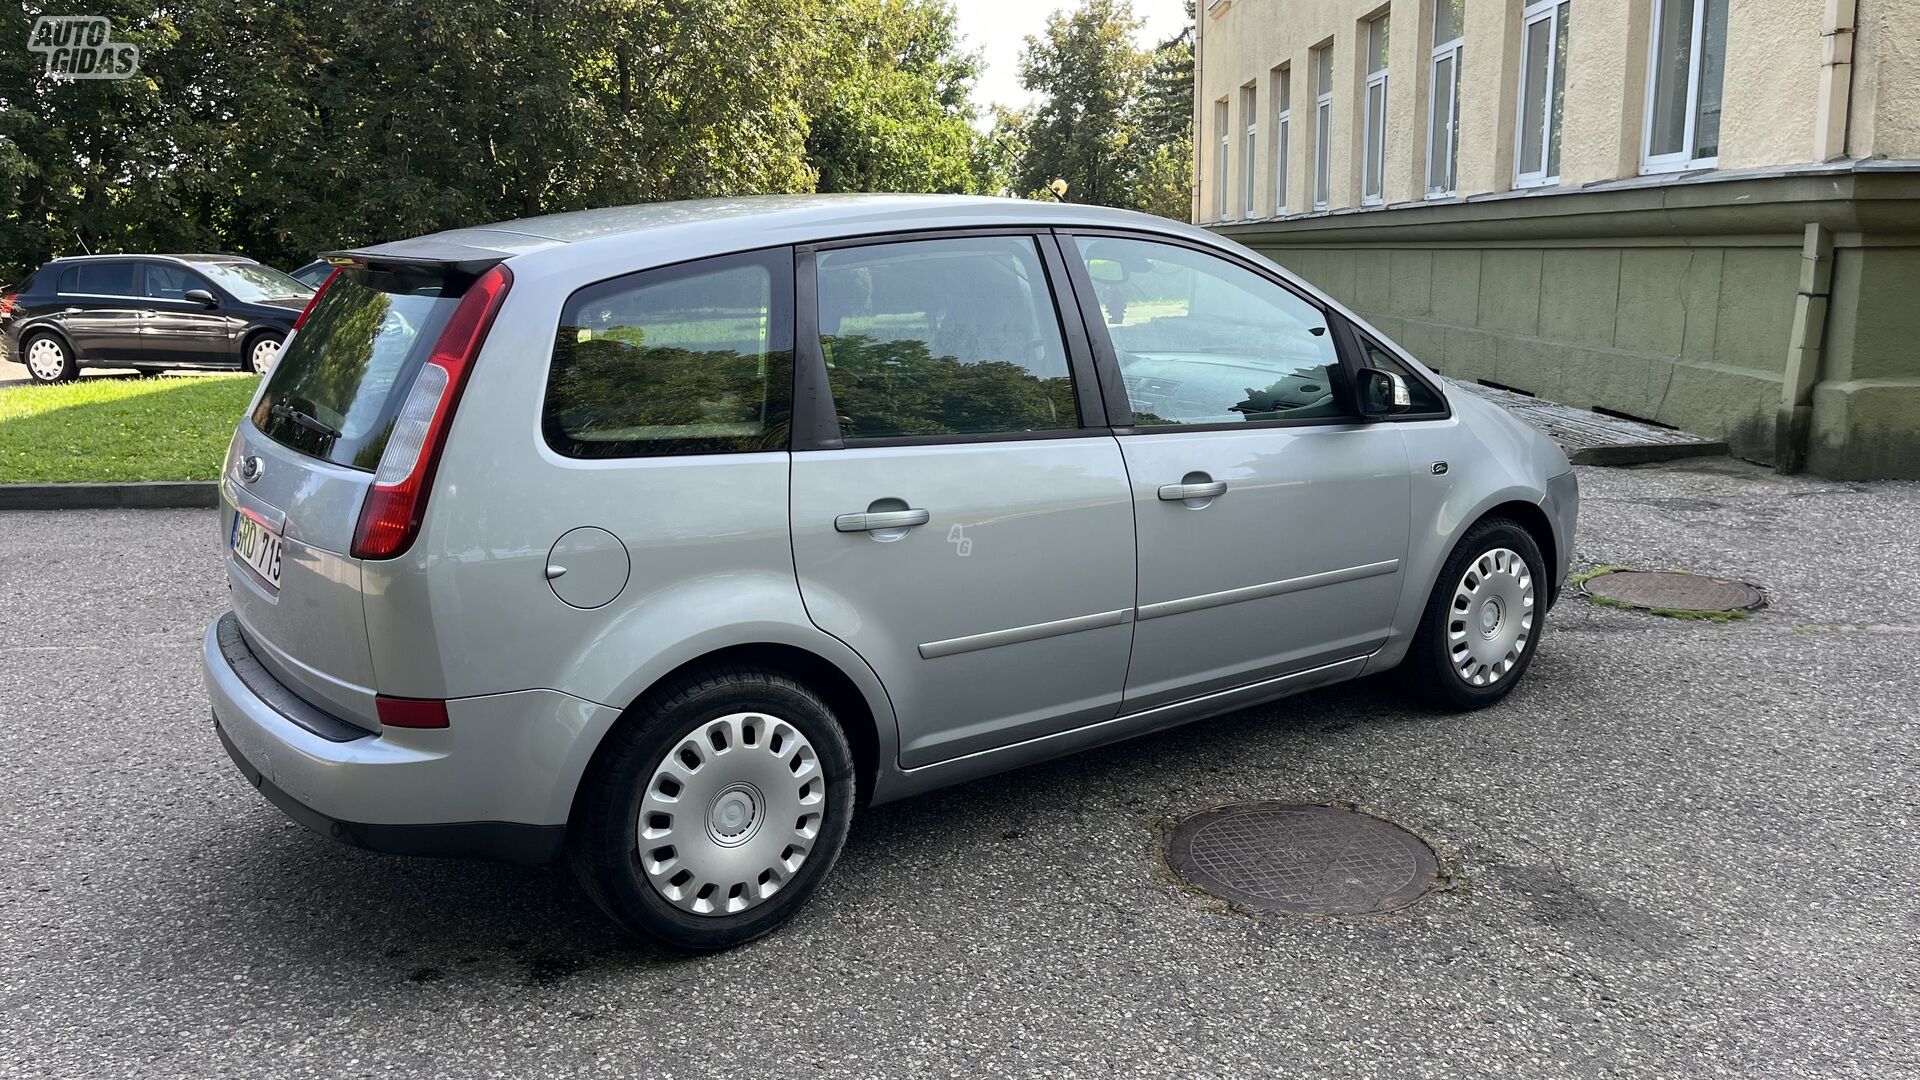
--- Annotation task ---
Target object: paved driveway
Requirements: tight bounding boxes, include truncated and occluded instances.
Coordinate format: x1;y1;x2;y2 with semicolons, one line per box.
1;460;1915;1078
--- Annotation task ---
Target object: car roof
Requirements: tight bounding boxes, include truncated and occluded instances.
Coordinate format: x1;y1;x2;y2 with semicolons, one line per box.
336;194;1239;278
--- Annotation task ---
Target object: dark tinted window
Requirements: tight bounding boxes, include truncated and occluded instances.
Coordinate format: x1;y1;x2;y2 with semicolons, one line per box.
1360;337;1446;413
818;236;1077;440
65;262;137;297
543;249;794;458
1074;236;1346;425
142;264;212;301
252;268;460;469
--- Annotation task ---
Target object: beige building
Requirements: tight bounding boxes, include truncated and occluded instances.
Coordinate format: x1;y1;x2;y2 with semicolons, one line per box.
1195;0;1920;478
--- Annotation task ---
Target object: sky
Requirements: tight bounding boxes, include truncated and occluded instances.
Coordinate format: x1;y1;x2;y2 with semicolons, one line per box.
951;0;1191;126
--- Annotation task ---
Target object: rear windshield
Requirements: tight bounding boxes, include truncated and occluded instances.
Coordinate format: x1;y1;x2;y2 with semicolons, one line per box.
251;268;462;470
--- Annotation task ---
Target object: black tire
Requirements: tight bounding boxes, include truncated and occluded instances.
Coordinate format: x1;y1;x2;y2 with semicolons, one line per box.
242;330;284;374
1403;517;1548;711
21;331;77;383
569;664;857;951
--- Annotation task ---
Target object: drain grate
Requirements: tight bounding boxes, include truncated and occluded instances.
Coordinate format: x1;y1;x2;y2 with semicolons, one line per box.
1581;570;1764;614
1166;803;1439;915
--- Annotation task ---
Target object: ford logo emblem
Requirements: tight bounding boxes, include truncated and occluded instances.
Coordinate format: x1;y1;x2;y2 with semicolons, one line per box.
239;456;264;483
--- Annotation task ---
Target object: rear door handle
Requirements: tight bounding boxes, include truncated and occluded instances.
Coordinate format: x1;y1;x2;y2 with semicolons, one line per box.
1158;481;1228;501
835;508;930;533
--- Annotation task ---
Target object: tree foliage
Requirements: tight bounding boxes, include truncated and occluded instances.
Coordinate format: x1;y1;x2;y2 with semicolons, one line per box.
0;0;987;281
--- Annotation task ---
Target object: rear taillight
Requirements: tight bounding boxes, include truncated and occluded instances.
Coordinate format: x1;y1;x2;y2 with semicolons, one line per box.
0;293;17;319
375;695;449;729
293;269;339;330
350;263;512;560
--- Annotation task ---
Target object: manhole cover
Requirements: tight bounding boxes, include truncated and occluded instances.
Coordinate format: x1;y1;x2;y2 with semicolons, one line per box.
1581;570;1764;613
1166;803;1439;914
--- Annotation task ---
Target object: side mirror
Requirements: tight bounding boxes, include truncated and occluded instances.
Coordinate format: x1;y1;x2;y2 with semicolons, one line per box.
1357;368;1412;416
183;288;218;308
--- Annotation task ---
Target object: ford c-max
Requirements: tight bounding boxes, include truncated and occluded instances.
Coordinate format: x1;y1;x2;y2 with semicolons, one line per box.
203;195;1577;950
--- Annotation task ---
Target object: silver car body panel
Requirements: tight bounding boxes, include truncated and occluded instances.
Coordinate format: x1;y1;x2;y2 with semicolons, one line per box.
205;194;1575;846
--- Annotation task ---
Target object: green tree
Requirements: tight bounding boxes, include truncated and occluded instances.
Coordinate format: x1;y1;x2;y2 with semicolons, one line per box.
1125;3;1194;219
1014;0;1147;209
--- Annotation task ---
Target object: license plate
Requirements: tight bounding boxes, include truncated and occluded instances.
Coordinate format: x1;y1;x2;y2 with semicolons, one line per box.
230;511;283;589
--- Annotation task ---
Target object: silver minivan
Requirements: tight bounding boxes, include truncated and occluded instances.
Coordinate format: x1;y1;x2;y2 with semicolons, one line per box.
204;195;1577;950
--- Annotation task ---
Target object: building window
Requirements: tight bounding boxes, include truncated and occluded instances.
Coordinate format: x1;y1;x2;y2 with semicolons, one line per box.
1515;0;1570;186
1312;43;1333;210
1214;99;1230;220
1241;84;1258;217
1272;65;1291;215
1427;0;1464;197
1362;14;1389;205
1643;0;1727;171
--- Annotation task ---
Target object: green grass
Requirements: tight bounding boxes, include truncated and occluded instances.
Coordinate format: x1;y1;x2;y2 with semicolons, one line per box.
0;375;260;483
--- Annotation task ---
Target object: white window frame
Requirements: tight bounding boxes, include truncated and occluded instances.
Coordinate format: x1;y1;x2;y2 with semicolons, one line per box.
1214;99;1230;220
1426;20;1463;197
1513;0;1567;188
1241;85;1258;218
1361;16;1389;207
1273;67;1291;215
1641;0;1722;174
1312;45;1333;211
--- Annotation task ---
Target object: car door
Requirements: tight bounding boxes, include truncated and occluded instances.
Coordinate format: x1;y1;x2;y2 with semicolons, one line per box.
1062;232;1414;712
787;232;1136;769
53;261;145;363
140;262;235;366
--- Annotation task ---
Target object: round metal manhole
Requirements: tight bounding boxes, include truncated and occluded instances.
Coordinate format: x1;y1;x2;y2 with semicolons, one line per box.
1581;570;1764;614
1166;803;1440;915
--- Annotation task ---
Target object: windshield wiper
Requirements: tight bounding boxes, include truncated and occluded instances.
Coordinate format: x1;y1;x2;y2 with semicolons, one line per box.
269;401;341;441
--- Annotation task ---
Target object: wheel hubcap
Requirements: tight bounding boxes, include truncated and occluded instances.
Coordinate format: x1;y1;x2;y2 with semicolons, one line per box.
1447;547;1534;688
26;340;64;380
252;339;279;373
639;712;826;917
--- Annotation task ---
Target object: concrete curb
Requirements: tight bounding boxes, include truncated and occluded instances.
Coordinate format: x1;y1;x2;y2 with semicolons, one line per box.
0;482;218;510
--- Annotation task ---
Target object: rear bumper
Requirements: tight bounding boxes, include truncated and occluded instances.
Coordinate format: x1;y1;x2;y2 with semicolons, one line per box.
203;612;618;865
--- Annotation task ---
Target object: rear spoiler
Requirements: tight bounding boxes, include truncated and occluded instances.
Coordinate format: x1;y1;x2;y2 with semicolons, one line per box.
321;238;512;278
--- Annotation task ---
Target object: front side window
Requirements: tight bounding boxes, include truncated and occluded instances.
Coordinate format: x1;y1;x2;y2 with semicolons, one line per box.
1516;0;1571;186
62;262;136;297
1644;0;1727;170
543;249;794;458
1428;0;1465;197
1272;66;1291;214
1074;236;1347;427
1362;15;1390;205
1313;43;1334;209
817;236;1078;441
143;264;212;301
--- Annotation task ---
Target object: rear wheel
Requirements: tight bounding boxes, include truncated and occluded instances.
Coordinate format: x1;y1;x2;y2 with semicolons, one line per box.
22;333;76;383
1404;517;1546;710
243;331;283;375
569;665;856;951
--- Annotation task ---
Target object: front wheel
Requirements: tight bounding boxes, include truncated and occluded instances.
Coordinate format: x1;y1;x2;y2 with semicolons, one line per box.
569;665;856;951
243;332;283;375
1403;517;1547;711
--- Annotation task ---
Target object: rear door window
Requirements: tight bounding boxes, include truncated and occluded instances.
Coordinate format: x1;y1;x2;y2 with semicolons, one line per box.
543;249;794;458
251;268;461;469
816;235;1079;440
65;261;138;297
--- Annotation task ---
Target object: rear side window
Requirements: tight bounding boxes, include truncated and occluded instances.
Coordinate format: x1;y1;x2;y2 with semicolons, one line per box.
543;249;794;458
252;268;461;469
62;262;137;296
816;235;1078;440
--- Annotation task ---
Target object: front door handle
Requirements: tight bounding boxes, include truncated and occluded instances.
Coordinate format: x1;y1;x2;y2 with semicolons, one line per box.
835;508;931;533
1158;480;1228;501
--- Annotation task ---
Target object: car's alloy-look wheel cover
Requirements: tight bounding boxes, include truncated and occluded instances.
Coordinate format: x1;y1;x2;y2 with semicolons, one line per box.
638;712;826;917
251;337;280;374
25;338;65;380
1447;546;1534;687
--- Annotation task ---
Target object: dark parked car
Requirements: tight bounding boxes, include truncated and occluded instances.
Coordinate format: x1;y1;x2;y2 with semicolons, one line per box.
287;259;335;288
1;254;313;383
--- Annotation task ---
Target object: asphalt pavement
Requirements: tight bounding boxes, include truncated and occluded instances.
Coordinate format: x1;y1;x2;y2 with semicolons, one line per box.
1;458;1916;1078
